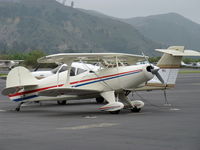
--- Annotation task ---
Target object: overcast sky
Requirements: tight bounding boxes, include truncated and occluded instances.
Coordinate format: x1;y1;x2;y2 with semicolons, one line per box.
58;0;200;24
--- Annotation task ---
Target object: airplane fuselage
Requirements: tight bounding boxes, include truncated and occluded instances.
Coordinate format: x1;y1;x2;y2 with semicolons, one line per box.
8;64;154;103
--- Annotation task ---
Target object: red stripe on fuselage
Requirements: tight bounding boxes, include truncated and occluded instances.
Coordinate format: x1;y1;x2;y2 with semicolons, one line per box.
70;69;142;85
9;69;143;98
9;84;64;97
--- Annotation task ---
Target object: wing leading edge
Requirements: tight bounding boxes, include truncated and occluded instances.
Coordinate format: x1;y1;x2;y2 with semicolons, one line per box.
37;53;147;65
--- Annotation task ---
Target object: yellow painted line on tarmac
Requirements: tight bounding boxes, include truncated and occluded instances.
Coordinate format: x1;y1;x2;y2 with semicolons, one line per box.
57;123;118;130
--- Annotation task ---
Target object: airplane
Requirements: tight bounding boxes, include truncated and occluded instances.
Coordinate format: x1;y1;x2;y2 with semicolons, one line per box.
190;62;200;68
2;46;200;114
181;61;193;67
181;61;200;68
0;60;24;70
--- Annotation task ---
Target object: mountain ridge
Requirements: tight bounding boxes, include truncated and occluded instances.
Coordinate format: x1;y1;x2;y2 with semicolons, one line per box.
122;13;200;50
0;0;161;55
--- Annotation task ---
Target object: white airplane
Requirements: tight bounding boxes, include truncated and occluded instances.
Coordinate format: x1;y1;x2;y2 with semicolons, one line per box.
2;46;200;114
0;60;24;70
181;61;200;68
181;61;193;67
190;62;200;68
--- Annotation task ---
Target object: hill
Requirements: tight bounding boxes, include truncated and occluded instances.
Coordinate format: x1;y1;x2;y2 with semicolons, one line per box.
0;0;161;55
122;13;200;50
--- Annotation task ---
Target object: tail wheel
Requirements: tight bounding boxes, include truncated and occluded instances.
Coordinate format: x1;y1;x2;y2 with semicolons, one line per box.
57;100;67;105
96;97;105;104
131;107;141;113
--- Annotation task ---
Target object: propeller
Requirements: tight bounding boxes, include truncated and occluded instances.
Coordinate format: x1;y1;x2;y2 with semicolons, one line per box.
141;51;164;84
147;65;165;84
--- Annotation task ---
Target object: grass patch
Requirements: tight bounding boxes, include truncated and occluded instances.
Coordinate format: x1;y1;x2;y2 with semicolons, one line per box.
0;74;7;77
179;70;200;74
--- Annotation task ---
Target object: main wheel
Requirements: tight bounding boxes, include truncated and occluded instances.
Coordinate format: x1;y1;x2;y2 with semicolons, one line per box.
15;107;20;112
57;100;67;105
109;110;120;114
96;97;105;104
131;107;141;113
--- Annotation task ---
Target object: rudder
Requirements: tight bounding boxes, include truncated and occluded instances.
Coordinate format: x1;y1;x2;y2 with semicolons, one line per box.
2;66;39;95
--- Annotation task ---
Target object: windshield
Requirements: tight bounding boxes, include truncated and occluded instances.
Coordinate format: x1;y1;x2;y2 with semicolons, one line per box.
51;65;86;76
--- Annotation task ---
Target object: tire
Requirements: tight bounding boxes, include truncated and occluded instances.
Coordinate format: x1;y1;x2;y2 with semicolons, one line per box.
96;97;105;104
15;108;20;111
57;100;67;105
109;110;120;114
131;107;141;113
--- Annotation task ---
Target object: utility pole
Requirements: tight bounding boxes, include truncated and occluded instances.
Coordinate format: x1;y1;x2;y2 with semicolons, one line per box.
71;1;74;8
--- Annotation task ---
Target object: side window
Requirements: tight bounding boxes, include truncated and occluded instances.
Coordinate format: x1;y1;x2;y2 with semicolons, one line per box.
59;66;68;73
51;66;60;74
77;68;86;75
70;67;76;76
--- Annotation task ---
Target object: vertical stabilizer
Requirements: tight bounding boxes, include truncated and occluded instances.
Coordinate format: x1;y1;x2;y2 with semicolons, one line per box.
2;66;39;95
156;46;184;68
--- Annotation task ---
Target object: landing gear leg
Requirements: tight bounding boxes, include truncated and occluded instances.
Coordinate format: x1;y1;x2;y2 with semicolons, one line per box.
119;92;144;113
163;90;171;106
15;102;24;111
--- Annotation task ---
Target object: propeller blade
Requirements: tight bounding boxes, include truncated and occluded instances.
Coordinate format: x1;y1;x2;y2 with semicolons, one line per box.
155;72;164;84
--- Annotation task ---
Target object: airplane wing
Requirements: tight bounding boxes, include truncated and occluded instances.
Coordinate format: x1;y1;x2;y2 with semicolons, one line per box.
38;87;99;97
0;60;24;63
37;53;147;65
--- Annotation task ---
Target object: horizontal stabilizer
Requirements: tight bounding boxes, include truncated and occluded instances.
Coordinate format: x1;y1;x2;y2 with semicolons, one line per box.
156;46;200;68
155;49;200;56
2;85;37;96
38;87;99;96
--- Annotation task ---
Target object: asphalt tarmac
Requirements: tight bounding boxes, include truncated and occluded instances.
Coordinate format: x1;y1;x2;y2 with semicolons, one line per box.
0;73;200;150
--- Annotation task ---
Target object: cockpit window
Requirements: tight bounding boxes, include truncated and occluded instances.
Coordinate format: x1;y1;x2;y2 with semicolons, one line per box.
59;66;68;73
52;66;60;74
70;67;76;76
51;65;68;74
77;68;86;75
51;65;87;76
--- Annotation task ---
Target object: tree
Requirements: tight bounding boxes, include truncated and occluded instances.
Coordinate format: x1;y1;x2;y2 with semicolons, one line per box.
24;50;46;67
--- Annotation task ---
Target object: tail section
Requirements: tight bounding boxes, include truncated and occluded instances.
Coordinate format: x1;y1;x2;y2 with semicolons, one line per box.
136;46;200;91
156;46;184;68
2;66;39;95
156;46;200;68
